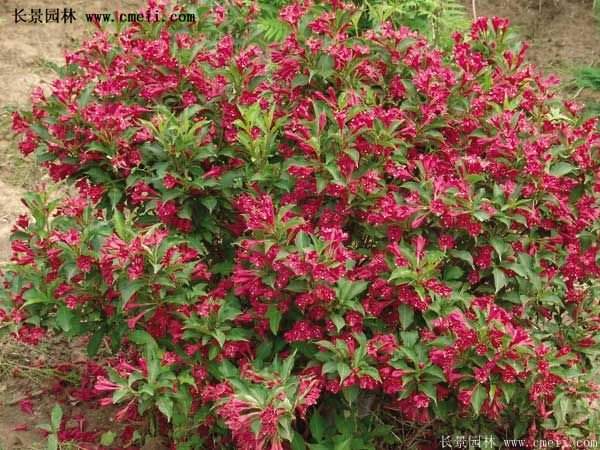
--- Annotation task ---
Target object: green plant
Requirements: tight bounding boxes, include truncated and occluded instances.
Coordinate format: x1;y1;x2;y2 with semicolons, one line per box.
361;0;469;47
574;66;600;116
569;1;600;117
1;1;599;449
255;0;469;48
37;405;63;450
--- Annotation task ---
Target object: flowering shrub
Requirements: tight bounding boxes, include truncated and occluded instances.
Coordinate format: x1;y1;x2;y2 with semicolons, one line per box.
2;1;600;448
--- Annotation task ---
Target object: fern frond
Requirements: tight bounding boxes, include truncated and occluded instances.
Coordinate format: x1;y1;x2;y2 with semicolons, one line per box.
575;67;600;91
434;0;469;45
360;0;468;48
255;16;291;43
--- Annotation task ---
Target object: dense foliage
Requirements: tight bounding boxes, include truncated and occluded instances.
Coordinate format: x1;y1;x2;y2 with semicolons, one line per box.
573;2;600;117
2;0;599;448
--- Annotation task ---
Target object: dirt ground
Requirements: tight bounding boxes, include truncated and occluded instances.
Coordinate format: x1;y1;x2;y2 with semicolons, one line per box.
0;0;145;260
466;0;600;103
0;0;598;449
0;2;146;448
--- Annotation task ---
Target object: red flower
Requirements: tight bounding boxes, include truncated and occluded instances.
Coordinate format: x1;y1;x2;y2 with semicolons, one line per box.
131;182;158;204
163;173;179;189
76;255;94;273
19;399;34;415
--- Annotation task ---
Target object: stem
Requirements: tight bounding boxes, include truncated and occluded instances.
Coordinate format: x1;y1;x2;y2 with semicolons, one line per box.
471;0;477;19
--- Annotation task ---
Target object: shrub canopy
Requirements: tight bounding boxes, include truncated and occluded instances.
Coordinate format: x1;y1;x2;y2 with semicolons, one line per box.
2;1;599;448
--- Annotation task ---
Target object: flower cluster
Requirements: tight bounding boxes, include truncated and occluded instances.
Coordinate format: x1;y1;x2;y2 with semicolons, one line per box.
2;0;599;448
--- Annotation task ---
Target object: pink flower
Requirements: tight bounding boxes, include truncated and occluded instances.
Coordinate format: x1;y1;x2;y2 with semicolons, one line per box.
412;392;430;409
156;200;178;221
412;235;427;261
491;16;510;32
76;255;94;273
458;389;473;406
19;399;34;415
163;173;179;189
283;321;323;343
423;279;452;297
130;182;158;204
438;234;455;251
94;376;120;392
127;255;145;280
235;193;276;232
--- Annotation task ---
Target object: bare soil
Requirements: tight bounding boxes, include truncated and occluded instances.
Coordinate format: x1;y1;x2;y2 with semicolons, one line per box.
0;3;145;448
465;0;600;103
0;0;598;448
0;0;144;259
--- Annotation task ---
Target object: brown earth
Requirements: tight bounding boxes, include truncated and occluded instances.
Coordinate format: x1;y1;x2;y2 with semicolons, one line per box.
0;2;145;448
0;0;145;259
0;0;598;449
464;0;600;103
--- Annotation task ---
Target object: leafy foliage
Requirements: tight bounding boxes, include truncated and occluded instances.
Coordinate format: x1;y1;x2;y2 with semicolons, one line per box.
1;1;600;449
572;3;600;117
360;0;469;47
574;66;600;116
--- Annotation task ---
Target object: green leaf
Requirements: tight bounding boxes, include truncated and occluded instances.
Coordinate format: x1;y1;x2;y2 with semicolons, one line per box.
337;362;352;382
505;262;527;278
50;404;63;430
256;340;273;361
549;162;575;177
514;419;528;438
201;196;217;213
291;432;307;450
502;382;516;403
360;366;382;382
292;74;309;88
157;396;174;422
401;331;418;348
401;346;419;364
213;329;226;347
47;434;58;450
281;351;296;379
113;209;128;238
266;305;283;335
473;210;490;222
449;250;474;268
444;266;464;281
337;279;369;303
420;382;438;404
471;385;486;415
317;54;334;73
56;305;75;332
315;175;328;193
100;431;117;446
23;288;53;306
399;304;414;329
119;279;145;305
87;329;104;357
331;314;345;332
295;231;311;251
129;330;158;349
334;438;352;450
77;82;96;108
490;237;507;261
493;268;507;293
424;364;446;381
309;411;325;442
218;297;242;322
108;188;123;209
389;267;415;283
322;361;337;375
